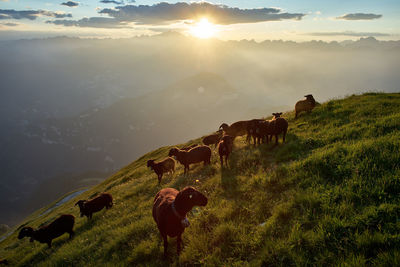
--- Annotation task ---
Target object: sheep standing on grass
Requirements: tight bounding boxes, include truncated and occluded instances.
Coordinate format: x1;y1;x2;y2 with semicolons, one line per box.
295;94;316;118
218;135;235;167
75;193;113;219
168;145;211;175
247;119;270;145
18;214;75;248
269;112;288;144
153;187;208;257
202;131;223;147
147;157;175;184
219;120;251;139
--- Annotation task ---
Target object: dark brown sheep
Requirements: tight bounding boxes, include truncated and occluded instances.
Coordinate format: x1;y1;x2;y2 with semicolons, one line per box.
202;131;223;147
295;94;316;118
147;157;175;184
268;112;288;144
180;144;199;151
219;120;250;138
152;187;208;257
218;135;235;167
246;119;269;145
18;214;74;248
75;193;113;219
168;145;211;175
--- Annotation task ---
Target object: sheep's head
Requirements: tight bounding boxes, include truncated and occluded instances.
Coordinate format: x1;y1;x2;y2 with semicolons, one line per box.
219;123;229;131
147;160;155;170
168;148;179;157
305;94;314;100
18;227;34;240
75;200;87;217
176;186;208;212
272;112;283;119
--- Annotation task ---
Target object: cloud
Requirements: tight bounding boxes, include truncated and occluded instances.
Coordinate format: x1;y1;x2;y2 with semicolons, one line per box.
0;9;72;20
47;17;127;28
336;13;382;20
100;0;124;4
99;2;305;25
61;1;79;7
307;31;390;37
2;22;18;26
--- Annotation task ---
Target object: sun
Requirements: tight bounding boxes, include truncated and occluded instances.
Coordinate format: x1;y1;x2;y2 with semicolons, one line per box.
189;18;217;39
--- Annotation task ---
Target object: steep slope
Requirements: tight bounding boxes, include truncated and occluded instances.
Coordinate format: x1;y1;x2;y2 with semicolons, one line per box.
1;93;399;266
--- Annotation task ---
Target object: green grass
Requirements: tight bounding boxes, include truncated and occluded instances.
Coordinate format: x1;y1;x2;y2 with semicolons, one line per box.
1;92;400;266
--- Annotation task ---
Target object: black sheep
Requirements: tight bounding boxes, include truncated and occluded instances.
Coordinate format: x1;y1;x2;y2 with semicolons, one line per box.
75;193;113;219
18;214;75;248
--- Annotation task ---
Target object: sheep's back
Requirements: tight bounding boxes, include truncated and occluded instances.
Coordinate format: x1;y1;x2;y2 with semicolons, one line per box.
152;188;178;225
41;215;74;239
186;145;211;163
295;99;314;112
161;157;175;171
202;134;220;145
227;121;249;136
85;194;111;212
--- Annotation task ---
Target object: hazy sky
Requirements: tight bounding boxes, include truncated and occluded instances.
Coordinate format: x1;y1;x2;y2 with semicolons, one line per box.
0;0;399;41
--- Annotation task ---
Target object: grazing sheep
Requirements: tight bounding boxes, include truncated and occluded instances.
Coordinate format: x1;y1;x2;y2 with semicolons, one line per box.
18;214;74;248
168;145;211;175
218;135;235;167
180;144;199;151
202;131;223;147
147;157;175;184
295;94;316;118
152;187;208;257
219;120;250;138
75;193;113;219
268;112;288;144
246;119;270;145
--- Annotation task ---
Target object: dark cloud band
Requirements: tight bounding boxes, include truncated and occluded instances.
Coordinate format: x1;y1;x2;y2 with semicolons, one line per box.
98;2;305;25
47;17;126;28
100;0;124;4
61;1;79;7
0;9;72;20
336;13;382;20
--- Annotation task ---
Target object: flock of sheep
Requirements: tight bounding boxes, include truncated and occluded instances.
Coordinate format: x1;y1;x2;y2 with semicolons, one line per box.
10;94;316;262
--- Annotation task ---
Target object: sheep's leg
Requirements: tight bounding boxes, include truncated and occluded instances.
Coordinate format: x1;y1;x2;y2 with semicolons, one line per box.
283;129;287;143
295;111;298;118
47;241;52;248
68;230;74;239
162;234;168;258
275;135;279;145
158;174;162;184
220;155;223;167
177;235;182;255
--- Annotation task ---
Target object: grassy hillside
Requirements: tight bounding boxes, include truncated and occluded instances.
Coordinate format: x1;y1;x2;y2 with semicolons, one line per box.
1;93;399;266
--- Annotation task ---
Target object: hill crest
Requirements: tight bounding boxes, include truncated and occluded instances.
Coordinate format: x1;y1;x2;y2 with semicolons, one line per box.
1;92;400;266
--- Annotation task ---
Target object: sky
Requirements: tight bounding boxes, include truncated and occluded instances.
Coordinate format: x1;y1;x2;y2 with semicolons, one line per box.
0;0;399;41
